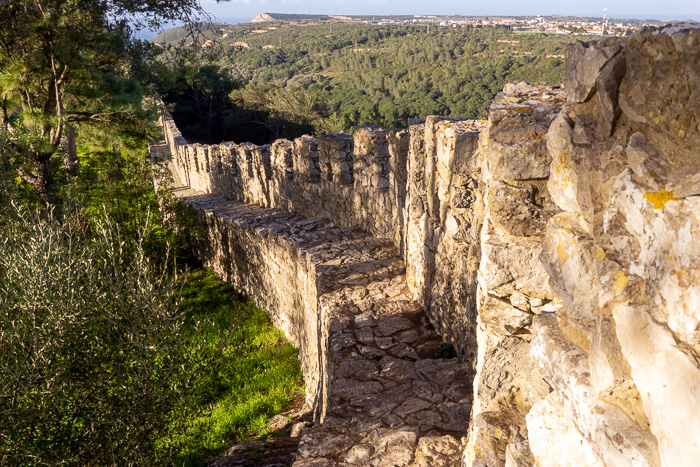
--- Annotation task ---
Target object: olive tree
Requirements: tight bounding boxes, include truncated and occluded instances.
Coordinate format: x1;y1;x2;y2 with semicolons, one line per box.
0;206;209;465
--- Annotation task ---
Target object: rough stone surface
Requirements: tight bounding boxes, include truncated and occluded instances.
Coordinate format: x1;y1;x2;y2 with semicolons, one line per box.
154;25;700;467
565;38;625;104
531;314;659;467
463;84;564;467
537;26;700;467
618;26;700;196
604;171;700;346
155;130;472;466
614;305;700;466
482;82;563;181
526;391;604;467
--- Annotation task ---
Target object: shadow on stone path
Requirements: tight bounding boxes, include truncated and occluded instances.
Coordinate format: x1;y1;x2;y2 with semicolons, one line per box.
154;142;472;466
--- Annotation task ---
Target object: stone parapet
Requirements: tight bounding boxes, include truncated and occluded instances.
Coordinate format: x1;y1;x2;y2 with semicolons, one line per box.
160;111;488;365
155;24;700;467
464;82;566;467
154;141;472;465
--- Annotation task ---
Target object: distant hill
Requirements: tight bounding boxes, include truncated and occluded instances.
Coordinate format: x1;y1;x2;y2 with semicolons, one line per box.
155;19;591;140
251;13;425;22
252;13;333;22
153;22;230;43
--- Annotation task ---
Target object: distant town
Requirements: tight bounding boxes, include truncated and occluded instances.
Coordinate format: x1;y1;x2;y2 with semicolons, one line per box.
251;12;669;36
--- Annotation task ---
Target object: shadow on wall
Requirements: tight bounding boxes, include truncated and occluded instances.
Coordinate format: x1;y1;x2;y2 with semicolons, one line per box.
161;112;489;371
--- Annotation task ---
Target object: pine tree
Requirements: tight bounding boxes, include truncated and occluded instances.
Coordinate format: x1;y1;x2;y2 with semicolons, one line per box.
0;0;206;203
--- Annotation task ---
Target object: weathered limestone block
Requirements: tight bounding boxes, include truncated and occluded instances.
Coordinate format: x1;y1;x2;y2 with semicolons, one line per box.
547;95;630;237
482;83;565;181
546;111;581;213
404;123;429;304
545;106;629;235
479;221;550;297
478;297;533;339
464;311;547;467
540;213;600;334
504;440;535;467
318;132;354;186
614;304;700;467
531;313;660;467
526;391;605;467
463;408;525;467
565;38;625;104
389;129;409;255
196;145;213;192
188;143;201;172
488;180;559;238
353;126;394;238
294;135;321;184
618;25;700;197
269;139;294;209
588;315;647;432
472;332;549;417
624;132;672;192
429;119;484;362
595;47;627;137
422;116;452;242
465;84;564;467
271;139;294;180
604;171;700;346
237;143;272;207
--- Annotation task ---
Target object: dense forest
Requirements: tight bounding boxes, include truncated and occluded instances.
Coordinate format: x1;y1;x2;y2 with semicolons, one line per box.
155;22;591;143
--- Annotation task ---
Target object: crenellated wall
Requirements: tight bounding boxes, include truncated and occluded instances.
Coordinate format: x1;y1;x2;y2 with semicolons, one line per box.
162;110;487;366
159;23;700;467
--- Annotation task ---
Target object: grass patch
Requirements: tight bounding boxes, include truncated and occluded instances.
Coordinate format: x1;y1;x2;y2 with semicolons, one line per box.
163;268;304;466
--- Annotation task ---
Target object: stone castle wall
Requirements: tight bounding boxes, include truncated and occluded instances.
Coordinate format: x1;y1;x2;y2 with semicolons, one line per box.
162;108;487;366
159;24;700;467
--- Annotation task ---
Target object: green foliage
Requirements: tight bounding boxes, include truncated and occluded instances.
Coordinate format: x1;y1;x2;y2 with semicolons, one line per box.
163;269;304;466
0;129;40;221
158;23;583;140
160;63;242;144
1;4;304;466
0;0;207;201
0;206;194;466
0;208;302;466
229;83;319;140
76;141;200;266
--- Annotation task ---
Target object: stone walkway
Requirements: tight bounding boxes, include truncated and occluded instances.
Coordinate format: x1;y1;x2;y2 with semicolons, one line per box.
156;142;472;466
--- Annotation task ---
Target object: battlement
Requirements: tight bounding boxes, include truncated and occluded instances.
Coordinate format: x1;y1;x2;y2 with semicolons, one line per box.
159;24;700;467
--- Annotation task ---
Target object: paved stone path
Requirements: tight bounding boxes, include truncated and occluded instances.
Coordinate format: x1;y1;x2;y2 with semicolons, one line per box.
156;142;472;466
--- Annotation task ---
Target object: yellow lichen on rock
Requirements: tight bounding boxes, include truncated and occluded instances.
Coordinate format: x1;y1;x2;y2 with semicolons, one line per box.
612;270;629;291
593;247;606;262
556;238;570;266
643;189;678;209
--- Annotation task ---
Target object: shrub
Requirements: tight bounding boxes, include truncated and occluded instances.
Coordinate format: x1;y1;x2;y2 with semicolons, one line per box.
0;206;199;466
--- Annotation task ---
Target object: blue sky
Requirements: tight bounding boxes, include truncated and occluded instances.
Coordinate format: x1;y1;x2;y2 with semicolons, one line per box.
200;0;700;22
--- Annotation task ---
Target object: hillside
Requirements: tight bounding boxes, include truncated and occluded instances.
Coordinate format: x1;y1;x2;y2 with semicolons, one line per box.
156;21;592;142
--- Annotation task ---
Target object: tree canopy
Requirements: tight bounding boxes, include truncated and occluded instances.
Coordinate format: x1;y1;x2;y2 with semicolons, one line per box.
0;0;209;202
155;22;584;143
